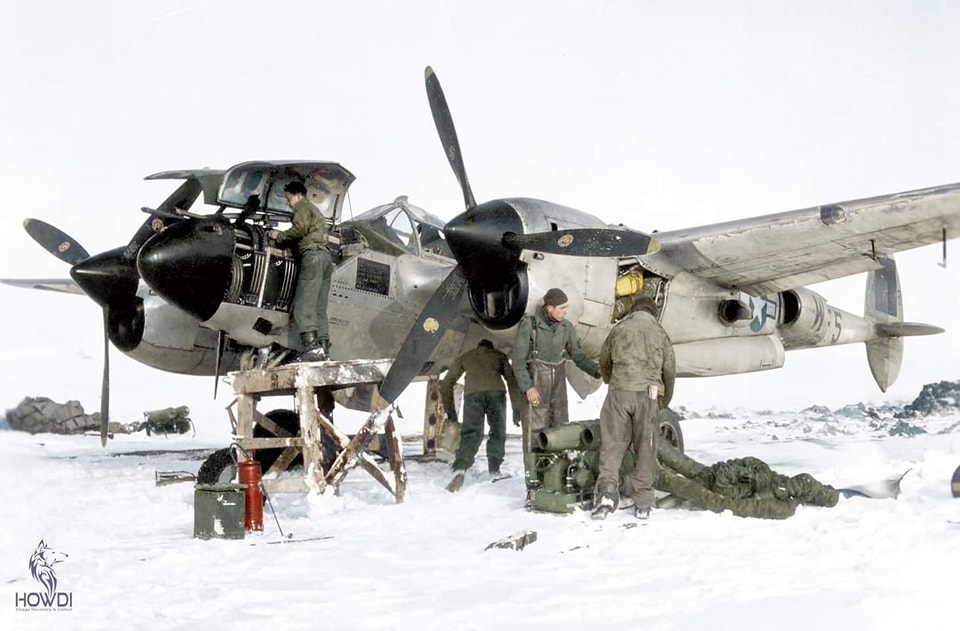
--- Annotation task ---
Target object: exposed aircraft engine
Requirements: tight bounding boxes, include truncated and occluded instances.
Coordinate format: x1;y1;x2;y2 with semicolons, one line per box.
223;225;298;311
138;217;301;348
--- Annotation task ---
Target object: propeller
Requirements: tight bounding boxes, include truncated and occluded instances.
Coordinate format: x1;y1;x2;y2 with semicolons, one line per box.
373;67;661;408
23;180;204;446
424;66;476;211
378;267;468;403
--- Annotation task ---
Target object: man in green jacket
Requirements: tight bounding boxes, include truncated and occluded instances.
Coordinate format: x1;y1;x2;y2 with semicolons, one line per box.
268;181;333;361
512;287;601;490
592;296;676;521
441;339;522;492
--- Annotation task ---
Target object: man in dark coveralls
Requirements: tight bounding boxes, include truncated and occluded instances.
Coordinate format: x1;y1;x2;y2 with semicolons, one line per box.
442;339;522;492
268;181;333;361
512;288;601;491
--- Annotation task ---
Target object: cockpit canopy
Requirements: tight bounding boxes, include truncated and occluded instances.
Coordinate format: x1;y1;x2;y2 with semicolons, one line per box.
145;161;356;226
344;196;452;258
218;161;356;224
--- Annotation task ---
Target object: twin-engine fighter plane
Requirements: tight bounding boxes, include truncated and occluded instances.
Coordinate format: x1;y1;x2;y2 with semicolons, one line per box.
4;67;959;454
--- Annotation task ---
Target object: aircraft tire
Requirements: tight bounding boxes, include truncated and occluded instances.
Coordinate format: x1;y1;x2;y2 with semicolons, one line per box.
658;409;684;453
196;447;236;485
253;409;338;473
253;409;304;474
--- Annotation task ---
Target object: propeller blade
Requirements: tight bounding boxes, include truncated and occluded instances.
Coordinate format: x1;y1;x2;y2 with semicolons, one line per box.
23;219;90;265
425;66;476;210
378;266;469;404
100;309;110;447
503;228;660;257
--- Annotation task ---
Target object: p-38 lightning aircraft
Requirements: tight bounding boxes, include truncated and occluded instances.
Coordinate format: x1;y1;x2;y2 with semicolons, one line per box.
5;67;959;464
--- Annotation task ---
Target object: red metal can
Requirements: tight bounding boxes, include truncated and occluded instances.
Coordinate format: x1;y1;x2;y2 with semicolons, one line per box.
238;459;264;531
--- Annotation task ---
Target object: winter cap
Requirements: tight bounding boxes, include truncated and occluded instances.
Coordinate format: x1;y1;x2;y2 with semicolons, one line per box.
543;287;569;307
283;181;308;196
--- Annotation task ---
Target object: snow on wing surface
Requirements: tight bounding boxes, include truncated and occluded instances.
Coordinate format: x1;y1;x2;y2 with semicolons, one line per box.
643;182;960;294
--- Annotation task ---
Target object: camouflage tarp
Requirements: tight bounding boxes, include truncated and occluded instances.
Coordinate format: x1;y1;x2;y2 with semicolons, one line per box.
655;442;839;519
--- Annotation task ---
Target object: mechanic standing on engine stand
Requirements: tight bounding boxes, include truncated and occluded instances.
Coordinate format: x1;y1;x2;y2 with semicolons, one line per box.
268;181;332;361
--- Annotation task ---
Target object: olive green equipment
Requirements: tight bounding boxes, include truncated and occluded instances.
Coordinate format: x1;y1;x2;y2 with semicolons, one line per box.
528;419;839;519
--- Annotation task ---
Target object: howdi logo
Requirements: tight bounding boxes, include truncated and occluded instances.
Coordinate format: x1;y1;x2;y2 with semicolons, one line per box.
14;540;73;612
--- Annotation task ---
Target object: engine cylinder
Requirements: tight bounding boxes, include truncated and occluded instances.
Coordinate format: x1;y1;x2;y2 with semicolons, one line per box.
225;226;298;312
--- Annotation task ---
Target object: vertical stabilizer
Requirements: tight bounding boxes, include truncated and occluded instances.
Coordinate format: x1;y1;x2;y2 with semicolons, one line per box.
864;256;903;391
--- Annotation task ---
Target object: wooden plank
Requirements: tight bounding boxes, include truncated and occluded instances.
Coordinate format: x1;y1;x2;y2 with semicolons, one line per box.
248;408;299;476
325;407;391;488
384;414;406;503
357;452;395;497
264;446;301;477
235;394;258;439
252;410;293;437
262;477;308;494
422;376;442;458
294;380;327;495
230;359;392;394
236;437;304;449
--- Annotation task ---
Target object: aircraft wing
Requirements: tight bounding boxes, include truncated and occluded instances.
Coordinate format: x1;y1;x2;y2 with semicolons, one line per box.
0;278;84;295
642;182;960;294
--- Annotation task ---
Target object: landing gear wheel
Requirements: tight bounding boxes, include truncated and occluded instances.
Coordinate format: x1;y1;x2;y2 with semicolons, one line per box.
658;409;684;453
253;409;339;474
196;447;237;485
254;409;304;473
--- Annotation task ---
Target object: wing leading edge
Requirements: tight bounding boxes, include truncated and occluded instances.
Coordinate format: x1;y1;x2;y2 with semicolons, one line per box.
642;182;960;294
0;278;84;295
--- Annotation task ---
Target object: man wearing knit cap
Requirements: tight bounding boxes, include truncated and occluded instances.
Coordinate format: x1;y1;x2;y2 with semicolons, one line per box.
512;287;601;491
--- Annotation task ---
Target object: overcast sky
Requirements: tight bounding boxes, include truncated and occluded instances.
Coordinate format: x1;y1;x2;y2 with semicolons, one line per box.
2;1;960;422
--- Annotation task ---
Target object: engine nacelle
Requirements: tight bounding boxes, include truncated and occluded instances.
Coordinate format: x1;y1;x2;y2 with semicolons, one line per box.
199;225;302;348
673;335;785;377
778;287;870;349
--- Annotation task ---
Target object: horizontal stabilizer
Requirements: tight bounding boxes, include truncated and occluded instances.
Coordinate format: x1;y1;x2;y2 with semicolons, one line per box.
874;322;945;337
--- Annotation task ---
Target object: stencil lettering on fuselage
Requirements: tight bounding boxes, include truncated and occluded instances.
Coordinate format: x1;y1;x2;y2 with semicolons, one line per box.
355;258;391;296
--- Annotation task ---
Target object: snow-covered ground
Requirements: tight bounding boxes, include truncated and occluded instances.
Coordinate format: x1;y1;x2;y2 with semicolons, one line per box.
2;402;959;631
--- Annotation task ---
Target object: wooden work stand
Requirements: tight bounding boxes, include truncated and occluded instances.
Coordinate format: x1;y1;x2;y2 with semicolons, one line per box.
228;359;406;502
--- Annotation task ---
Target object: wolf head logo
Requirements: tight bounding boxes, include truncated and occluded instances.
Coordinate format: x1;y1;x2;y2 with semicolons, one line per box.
29;540;68;600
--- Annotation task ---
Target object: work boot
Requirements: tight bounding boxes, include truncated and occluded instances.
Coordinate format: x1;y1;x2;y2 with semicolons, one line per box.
445;470;466;493
318;336;331;357
298;331;327;362
488;459;502;476
591;494;617;521
635;506;651;520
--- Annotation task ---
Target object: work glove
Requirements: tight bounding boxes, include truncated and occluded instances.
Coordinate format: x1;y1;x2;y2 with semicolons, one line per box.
512;409;521;427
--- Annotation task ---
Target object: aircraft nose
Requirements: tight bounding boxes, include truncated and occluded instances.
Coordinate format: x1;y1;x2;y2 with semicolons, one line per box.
69;247;139;308
444;200;523;283
137;218;235;321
